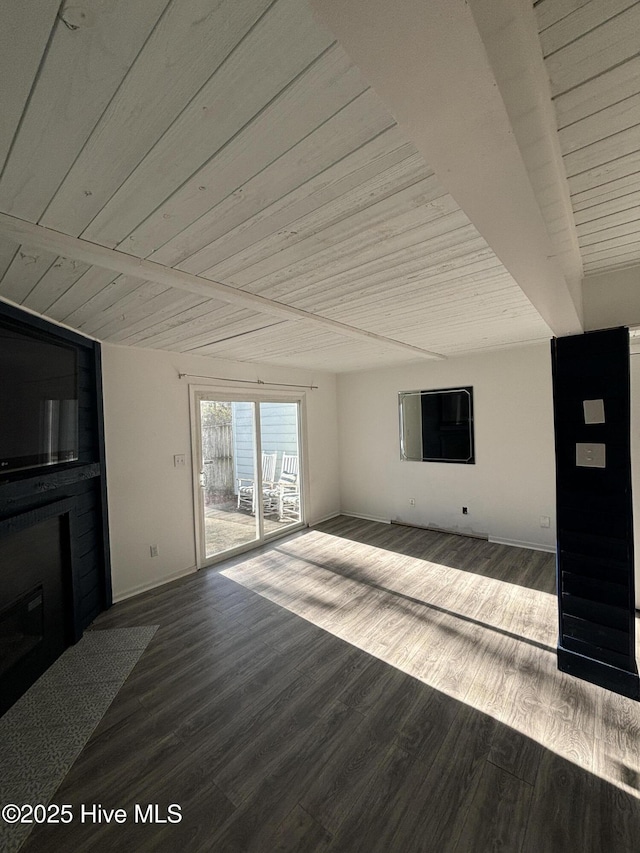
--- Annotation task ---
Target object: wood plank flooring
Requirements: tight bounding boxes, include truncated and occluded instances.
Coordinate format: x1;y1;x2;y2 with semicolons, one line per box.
22;516;640;852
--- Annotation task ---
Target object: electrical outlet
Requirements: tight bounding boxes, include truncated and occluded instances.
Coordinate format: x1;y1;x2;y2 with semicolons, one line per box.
409;498;415;506
540;516;551;528
150;544;159;558
462;506;468;515
174;454;186;467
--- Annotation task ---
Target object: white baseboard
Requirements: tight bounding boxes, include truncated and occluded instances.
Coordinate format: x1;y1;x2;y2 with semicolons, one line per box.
112;563;198;603
489;536;556;554
340;511;391;524
309;510;342;526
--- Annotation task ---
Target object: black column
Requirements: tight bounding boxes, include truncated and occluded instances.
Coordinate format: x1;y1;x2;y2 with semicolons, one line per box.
552;327;639;700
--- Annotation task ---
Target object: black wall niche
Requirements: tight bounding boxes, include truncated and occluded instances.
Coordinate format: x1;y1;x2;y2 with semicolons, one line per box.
0;301;111;714
551;327;639;700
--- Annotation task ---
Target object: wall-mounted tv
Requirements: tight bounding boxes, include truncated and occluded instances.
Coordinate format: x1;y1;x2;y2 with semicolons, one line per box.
0;320;79;475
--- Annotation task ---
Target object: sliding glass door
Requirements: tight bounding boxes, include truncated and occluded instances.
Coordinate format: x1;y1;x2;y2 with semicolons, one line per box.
259;402;302;536
194;394;303;565
199;399;259;559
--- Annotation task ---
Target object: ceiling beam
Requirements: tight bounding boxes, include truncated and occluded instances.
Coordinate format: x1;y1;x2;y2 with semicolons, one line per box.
0;212;445;360
468;0;583;310
311;0;583;337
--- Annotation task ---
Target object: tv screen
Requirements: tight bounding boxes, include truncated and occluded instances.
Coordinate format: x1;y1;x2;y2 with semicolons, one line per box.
0;322;79;475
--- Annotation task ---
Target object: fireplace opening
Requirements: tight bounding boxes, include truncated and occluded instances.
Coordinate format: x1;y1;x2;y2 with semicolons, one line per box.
0;584;44;679
0;503;77;715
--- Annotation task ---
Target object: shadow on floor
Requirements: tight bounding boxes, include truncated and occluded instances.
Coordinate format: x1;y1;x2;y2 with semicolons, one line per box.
314;515;557;594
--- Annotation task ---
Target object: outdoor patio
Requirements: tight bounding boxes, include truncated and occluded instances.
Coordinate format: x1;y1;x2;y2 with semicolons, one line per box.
204;502;297;557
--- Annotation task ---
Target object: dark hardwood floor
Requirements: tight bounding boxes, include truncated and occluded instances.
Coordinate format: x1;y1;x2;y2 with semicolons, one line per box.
22;516;640;852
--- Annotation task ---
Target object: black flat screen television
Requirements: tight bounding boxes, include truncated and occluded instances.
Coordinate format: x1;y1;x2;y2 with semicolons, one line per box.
0;320;79;475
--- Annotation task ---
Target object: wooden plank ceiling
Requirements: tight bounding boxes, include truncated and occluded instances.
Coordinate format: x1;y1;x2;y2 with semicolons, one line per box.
536;0;640;276
1;0;624;371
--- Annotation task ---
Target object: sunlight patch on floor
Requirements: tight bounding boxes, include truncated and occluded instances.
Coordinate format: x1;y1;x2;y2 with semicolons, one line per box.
221;528;640;801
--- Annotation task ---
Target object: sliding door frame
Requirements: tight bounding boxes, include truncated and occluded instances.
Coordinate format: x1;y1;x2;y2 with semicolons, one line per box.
189;384;309;569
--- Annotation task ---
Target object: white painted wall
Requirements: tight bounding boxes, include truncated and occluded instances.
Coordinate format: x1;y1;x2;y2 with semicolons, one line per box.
583;267;640;331
337;342;556;550
102;344;340;601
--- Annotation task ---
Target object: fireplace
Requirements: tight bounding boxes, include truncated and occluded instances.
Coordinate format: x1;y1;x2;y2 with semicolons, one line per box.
0;499;80;715
0;584;44;678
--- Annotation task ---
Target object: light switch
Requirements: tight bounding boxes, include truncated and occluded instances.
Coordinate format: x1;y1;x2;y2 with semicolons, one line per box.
576;443;606;468
583;399;605;424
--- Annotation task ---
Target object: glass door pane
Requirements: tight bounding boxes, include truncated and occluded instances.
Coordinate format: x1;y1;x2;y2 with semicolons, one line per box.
199;399;258;560
259;401;302;536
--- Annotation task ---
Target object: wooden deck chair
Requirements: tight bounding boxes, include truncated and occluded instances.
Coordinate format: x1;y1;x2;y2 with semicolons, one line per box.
264;453;299;520
237;451;278;513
